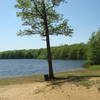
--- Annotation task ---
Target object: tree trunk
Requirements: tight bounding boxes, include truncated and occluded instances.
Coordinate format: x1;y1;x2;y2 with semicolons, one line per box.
42;0;54;80
46;31;54;80
44;19;54;80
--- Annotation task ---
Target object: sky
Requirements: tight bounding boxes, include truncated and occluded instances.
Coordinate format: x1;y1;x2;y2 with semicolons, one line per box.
0;0;100;51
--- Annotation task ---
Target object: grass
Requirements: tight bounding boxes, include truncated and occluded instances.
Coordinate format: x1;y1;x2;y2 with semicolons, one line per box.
0;65;100;86
55;68;100;77
0;75;43;86
85;65;100;69
75;80;94;88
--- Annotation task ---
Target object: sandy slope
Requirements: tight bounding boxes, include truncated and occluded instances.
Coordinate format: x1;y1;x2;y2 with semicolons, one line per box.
0;78;100;100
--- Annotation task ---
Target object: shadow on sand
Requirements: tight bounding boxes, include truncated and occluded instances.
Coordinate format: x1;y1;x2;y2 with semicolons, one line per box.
48;76;100;87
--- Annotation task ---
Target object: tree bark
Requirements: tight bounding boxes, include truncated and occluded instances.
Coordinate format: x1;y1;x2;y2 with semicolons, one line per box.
45;28;54;80
44;16;54;80
42;0;54;80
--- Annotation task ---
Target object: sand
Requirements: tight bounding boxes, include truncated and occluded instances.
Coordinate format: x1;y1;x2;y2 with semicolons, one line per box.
0;77;100;100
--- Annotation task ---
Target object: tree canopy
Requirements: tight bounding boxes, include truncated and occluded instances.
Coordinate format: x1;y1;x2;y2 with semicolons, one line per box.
15;0;73;37
0;43;87;60
87;28;100;65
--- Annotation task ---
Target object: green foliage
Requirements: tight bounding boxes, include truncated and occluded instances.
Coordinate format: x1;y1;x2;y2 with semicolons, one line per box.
0;43;87;60
87;28;100;65
15;0;73;37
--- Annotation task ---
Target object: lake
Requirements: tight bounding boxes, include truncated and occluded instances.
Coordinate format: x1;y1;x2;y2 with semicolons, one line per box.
0;59;85;78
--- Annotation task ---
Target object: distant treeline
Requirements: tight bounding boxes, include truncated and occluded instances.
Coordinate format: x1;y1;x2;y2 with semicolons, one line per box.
0;43;87;60
0;29;100;66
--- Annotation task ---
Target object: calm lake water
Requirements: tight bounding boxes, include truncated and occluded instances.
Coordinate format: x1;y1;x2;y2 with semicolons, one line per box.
0;59;85;78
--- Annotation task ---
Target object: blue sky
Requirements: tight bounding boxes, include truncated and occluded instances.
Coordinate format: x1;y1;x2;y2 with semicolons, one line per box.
0;0;100;51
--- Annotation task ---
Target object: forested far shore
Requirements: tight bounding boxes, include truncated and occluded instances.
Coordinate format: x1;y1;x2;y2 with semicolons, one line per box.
0;27;100;66
0;43;87;60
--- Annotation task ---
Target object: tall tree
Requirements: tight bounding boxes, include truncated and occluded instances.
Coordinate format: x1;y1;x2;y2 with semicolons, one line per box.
15;0;73;80
87;28;100;65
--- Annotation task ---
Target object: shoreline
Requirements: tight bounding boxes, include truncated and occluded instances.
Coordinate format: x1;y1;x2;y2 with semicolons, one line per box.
0;68;85;79
0;68;100;86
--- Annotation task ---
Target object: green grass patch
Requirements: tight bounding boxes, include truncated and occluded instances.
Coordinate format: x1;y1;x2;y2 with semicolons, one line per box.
76;80;94;88
55;68;100;77
85;65;100;69
0;75;43;86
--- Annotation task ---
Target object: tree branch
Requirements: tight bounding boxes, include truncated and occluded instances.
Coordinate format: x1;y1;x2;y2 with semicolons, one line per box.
31;0;44;19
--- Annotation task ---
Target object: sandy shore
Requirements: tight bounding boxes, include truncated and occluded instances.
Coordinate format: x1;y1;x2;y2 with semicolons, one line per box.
0;77;100;100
